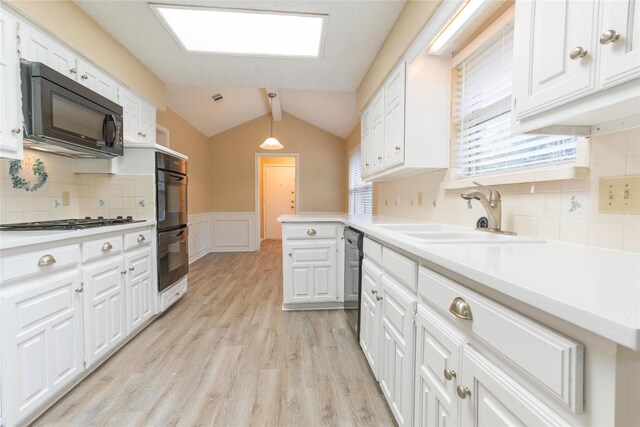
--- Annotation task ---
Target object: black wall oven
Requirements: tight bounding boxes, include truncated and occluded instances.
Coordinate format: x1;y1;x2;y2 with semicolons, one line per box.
21;60;123;158
156;152;189;293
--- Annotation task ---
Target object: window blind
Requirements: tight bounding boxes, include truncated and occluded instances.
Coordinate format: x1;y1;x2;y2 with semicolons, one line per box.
349;149;372;215
454;22;578;178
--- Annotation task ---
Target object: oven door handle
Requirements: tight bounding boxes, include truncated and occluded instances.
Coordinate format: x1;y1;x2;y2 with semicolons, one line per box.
169;174;185;181
175;229;186;238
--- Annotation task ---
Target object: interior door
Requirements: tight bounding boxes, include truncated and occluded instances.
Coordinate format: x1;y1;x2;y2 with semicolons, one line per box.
264;164;295;239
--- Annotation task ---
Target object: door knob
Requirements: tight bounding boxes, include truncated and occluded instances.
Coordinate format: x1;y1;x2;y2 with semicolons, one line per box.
600;29;621;45
569;46;588;60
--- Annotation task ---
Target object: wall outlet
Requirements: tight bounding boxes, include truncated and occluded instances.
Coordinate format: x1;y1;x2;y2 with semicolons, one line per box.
599;175;640;213
418;192;423;207
61;191;71;207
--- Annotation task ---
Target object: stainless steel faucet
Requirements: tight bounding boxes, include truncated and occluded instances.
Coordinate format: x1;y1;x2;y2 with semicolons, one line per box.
461;182;514;234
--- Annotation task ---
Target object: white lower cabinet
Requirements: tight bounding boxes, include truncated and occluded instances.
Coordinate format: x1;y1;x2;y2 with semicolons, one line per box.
82;256;126;367
124;247;154;333
1;271;84;426
360;259;382;378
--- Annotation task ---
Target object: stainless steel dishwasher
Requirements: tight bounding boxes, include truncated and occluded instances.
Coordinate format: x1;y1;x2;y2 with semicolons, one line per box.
344;227;364;340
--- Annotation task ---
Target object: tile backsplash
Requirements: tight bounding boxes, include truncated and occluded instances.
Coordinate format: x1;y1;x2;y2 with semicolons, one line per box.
0;152;155;223
376;128;640;252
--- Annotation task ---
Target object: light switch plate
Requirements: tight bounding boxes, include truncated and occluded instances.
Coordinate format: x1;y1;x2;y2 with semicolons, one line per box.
418;192;423;207
599;175;640;213
61;191;71;207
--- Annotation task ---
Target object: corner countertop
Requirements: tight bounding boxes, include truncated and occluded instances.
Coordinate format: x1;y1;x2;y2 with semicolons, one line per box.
0;220;157;251
278;213;640;350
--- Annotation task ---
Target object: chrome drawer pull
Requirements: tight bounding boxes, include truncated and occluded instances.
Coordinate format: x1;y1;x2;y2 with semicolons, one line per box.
371;289;378;295
375;295;383;301
137;234;146;243
102;242;113;252
75;283;84;293
444;368;457;380
307;229;317;236
457;385;471;399
449;297;473;321
129;267;135;271
38;254;56;267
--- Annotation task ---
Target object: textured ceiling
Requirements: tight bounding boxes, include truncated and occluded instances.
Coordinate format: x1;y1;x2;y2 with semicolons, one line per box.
75;0;406;92
167;86;357;138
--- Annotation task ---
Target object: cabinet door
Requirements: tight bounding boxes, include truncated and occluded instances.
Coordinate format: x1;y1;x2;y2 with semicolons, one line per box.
1;271;84;426
118;86;141;144
82;257;126;367
513;0;599;119
383;62;406;169
459;347;571;427
599;0;640;88
414;305;463;427
125;247;153;333
360;107;372;178
379;275;416;427
283;240;337;304
0;11;22;159
360;259;382;378
138;101;156;145
19;23;78;79
77;58;118;102
369;89;385;174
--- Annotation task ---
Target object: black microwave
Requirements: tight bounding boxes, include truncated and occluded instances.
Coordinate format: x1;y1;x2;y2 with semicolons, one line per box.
20;60;124;158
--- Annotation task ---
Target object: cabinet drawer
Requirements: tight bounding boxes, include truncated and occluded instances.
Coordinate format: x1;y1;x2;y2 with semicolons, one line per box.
124;228;152;251
82;236;123;263
362;259;382;297
1;244;80;282
418;266;584;413
363;237;382;266
382;247;417;292
284;223;338;240
160;279;187;311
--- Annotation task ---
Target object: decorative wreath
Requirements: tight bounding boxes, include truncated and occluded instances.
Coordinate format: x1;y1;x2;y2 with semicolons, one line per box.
9;158;48;192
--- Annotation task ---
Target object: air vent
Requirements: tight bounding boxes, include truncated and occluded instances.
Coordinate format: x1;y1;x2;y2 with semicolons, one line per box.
211;93;223;103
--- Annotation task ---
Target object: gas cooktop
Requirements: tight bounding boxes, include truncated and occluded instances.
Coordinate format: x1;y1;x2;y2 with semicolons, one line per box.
0;216;145;231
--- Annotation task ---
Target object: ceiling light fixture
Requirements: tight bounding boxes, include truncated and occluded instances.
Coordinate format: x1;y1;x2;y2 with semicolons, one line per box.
150;4;327;57
260;93;284;150
428;0;488;54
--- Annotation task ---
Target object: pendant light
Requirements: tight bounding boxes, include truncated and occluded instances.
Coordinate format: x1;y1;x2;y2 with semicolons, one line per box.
260;93;284;150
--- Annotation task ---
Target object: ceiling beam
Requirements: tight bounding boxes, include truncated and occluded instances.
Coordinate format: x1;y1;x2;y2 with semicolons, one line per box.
266;88;282;121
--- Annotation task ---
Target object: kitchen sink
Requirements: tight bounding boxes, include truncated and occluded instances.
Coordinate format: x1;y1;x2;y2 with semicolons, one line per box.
376;224;543;243
376;223;463;233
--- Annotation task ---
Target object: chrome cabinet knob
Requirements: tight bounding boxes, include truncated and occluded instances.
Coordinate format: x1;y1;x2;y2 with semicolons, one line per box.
395;145;401;151
600;29;621;45
75;284;84;293
81;74;88;80
69;67;77;74
449;297;473;320
569;46;588;60
377;156;383;160
121;270;127;275
288;252;293;257
457;385;471;399
142;133;146;138
307;229;316;236
375;295;383;301
102;242;113;252
444;368;457;380
137;234;145;243
129;267;135;271
371;289;378;295
38;254;56;267
11;127;21;134
138;132;143;136
365;163;370;167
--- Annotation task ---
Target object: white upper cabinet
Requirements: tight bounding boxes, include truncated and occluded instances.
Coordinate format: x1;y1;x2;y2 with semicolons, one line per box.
19;23;77;79
0;10;22;159
369;89;385;174
383;62;406;169
513;0;599;118
360;107;372;177
598;0;640;88
118;85;156;146
513;0;640;135
77;58;118;102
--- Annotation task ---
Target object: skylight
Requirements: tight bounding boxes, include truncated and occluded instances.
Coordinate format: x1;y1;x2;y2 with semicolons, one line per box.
150;4;327;57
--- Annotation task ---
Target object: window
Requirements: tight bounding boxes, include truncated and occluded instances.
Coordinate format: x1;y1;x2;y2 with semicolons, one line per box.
453;22;579;178
349;148;372;215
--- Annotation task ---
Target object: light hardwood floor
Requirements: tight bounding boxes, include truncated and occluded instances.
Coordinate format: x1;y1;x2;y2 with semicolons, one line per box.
33;240;395;426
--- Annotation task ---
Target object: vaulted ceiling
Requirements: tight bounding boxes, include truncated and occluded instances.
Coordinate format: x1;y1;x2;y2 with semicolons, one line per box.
75;0;407;138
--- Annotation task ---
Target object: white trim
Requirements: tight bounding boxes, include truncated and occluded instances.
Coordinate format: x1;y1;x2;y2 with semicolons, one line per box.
254;153;300;248
210;212;258;252
188;213;210;263
441;165;590;190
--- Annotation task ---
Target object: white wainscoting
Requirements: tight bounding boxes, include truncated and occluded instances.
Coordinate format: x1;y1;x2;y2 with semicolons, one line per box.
188;213;211;264
210;212;258;253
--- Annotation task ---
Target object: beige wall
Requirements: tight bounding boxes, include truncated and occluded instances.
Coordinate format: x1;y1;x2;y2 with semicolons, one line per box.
259;157;296;238
156;109;211;214
356;0;441;111
209;113;346;213
7;0;166;108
